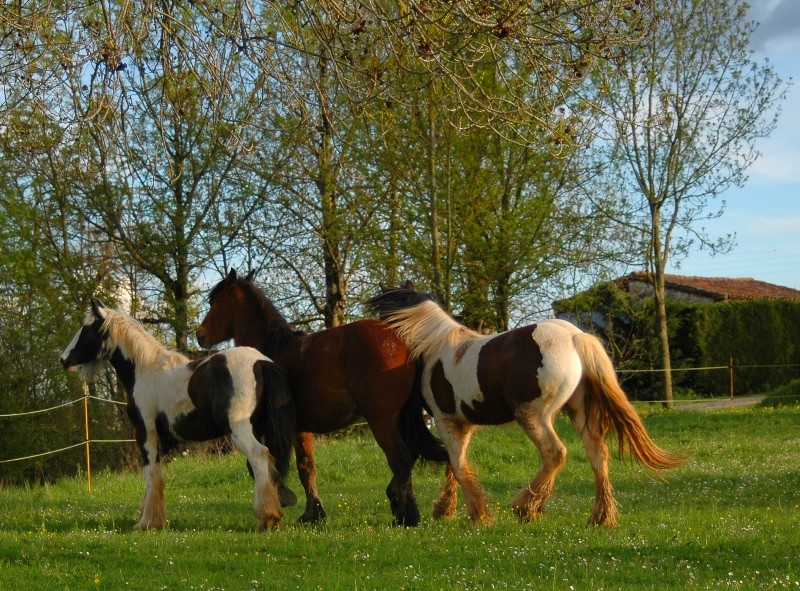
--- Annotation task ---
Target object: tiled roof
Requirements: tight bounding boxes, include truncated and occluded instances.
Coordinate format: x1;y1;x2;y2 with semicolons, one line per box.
627;271;800;301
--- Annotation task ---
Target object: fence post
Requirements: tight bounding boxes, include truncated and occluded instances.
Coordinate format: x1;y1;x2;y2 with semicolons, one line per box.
729;357;734;401
83;382;92;493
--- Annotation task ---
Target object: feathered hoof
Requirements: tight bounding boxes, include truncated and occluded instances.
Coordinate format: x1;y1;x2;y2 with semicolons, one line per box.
133;518;165;531
511;503;544;523
256;514;284;531
468;508;495;525
588;508;618;528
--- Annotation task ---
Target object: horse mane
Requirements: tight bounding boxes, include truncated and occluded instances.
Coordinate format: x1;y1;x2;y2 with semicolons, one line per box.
97;308;188;369
236;279;299;352
367;290;478;360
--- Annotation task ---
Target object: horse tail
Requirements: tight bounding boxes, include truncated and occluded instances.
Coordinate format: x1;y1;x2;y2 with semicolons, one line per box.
254;360;297;480
398;358;449;463
573;332;689;475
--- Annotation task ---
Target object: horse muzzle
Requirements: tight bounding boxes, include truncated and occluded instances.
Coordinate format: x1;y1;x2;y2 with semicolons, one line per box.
195;327;210;349
60;355;76;372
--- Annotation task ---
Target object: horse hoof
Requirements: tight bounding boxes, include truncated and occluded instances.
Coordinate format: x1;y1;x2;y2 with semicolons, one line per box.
588;512;618;528
279;485;298;507
432;502;457;520
257;516;283;531
393;513;421;527
393;506;421;527
511;505;543;523
469;510;495;525
297;501;327;524
133;520;164;531
297;512;326;525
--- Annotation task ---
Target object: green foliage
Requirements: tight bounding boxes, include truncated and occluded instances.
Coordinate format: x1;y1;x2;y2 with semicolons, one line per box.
556;287;800;399
1;408;799;590
758;379;800;408
687;300;800;394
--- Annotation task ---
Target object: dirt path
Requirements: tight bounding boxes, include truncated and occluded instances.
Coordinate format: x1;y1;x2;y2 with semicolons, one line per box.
673;395;766;411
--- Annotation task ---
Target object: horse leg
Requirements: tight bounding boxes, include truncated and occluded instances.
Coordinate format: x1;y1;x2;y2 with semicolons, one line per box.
361;412;420;526
565;394;618;527
230;422;283;531
511;405;567;522
437;419;492;523
134;433;166;530
294;431;327;523
431;464;459;520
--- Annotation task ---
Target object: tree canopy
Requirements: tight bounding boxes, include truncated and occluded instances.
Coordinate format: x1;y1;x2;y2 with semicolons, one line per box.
0;0;786;482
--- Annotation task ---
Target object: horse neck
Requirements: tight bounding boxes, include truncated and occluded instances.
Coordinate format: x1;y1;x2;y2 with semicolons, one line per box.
234;289;297;357
103;313;187;373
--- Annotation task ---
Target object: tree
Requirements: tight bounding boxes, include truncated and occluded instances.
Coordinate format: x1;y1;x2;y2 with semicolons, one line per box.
595;0;788;405
68;1;288;349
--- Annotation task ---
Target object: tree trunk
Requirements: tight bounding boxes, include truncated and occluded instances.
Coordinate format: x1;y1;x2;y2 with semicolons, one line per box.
650;207;674;407
317;54;345;328
427;83;444;303
653;271;674;408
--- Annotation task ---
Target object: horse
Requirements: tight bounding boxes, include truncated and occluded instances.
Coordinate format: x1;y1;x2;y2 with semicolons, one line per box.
195;269;448;526
59;299;297;531
367;286;689;527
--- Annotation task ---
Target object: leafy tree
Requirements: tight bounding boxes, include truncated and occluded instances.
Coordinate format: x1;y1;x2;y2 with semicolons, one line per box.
0;112;131;484
594;0;788;405
24;0;287;349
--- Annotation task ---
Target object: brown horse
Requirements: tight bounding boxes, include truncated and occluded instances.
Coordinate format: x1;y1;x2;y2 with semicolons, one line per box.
195;270;447;526
368;286;689;526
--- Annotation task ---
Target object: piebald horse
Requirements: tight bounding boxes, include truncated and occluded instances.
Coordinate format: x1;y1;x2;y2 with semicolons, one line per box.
368;287;688;526
60;299;296;531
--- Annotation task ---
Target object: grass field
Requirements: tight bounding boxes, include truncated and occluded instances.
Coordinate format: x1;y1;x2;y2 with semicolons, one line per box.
1;404;798;590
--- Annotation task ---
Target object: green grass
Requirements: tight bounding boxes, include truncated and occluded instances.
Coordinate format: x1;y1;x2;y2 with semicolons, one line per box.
1;406;799;590
759;378;800;408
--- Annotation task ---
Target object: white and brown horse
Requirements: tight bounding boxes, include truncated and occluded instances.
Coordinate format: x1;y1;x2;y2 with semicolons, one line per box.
368;287;688;526
60;299;296;531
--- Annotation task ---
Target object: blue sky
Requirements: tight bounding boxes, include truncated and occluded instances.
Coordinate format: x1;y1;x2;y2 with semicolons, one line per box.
665;0;800;289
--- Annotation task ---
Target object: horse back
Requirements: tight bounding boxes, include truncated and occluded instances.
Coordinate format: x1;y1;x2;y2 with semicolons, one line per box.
275;319;416;432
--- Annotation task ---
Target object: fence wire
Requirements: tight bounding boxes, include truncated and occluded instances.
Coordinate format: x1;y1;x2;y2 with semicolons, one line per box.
1;362;798;479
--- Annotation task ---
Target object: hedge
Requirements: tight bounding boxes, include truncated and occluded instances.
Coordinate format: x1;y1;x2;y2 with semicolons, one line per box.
555;287;800;399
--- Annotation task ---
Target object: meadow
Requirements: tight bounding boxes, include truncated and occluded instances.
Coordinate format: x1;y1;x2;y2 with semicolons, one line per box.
1;403;798;591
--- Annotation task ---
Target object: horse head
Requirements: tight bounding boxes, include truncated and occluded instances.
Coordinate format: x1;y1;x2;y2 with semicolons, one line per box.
59;298;111;380
197;268;290;352
196;269;243;348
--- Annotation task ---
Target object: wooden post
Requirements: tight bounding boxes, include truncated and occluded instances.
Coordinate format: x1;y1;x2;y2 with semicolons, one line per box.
729;357;734;401
83;382;92;493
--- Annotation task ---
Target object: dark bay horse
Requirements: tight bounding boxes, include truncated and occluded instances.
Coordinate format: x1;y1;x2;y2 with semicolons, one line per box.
195;270;447;526
368;287;688;526
60;299;296;531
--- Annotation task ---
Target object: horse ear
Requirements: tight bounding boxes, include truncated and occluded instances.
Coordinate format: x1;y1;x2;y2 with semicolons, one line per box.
227;268;238;281
403;280;415;290
245;269;256;282
90;297;107;318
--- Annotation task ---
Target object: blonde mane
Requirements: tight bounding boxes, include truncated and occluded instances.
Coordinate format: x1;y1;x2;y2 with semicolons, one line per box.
383;300;479;359
97;308;188;369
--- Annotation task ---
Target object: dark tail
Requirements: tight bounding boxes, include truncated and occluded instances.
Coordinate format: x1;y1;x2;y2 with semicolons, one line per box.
253;360;297;480
398;358;449;463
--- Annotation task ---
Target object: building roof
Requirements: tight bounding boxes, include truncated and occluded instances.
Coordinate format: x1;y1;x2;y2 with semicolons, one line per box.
625;271;800;302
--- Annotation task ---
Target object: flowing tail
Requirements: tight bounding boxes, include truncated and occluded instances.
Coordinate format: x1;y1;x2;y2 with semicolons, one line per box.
573;333;689;475
253;360;297;481
397;358;449;463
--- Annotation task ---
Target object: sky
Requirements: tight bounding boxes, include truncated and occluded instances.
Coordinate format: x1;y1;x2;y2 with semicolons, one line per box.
665;0;800;289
